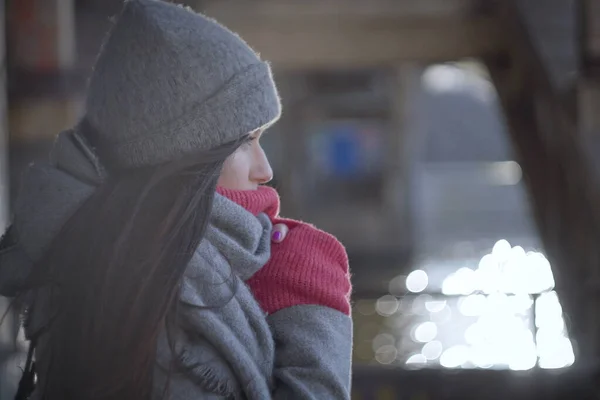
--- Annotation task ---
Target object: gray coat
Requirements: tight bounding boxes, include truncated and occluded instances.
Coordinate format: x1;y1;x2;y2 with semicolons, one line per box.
0;132;353;399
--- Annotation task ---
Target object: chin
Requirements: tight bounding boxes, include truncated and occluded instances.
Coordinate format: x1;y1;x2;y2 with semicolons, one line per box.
233;185;258;191
218;182;258;191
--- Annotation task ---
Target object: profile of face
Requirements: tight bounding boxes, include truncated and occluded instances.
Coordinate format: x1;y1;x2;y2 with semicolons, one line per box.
217;129;273;190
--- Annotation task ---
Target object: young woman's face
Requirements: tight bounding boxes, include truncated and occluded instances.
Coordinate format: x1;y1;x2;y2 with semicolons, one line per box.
218;129;273;190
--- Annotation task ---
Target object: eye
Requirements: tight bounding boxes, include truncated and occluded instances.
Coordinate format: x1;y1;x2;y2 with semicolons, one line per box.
243;135;258;148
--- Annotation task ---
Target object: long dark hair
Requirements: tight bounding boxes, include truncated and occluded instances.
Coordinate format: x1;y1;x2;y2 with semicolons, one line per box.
21;132;248;400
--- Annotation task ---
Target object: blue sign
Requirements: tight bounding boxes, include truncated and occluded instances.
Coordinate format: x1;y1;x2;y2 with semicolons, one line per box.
310;121;384;179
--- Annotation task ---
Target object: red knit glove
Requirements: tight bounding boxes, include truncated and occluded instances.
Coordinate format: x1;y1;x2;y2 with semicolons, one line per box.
246;218;352;316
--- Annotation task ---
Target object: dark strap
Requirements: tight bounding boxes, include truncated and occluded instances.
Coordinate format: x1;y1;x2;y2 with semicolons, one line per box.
14;338;37;400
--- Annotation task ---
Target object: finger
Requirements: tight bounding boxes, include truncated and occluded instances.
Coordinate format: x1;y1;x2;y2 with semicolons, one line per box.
271;223;289;243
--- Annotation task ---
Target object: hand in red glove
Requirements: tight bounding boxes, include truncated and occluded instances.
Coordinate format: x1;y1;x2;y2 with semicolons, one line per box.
247;217;352;316
216;186;352;316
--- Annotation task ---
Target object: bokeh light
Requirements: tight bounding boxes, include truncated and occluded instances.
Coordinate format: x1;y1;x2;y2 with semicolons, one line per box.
413;321;438;343
421;340;443;360
361;239;574;371
406;270;429;293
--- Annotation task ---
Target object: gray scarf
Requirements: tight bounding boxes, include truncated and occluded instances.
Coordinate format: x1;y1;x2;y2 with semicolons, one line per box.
1;131;276;399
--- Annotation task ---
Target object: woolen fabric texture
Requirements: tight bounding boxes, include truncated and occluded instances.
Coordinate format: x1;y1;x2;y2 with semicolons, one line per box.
0;131;353;399
218;187;352;316
83;0;281;169
3;132;274;398
0;0;354;396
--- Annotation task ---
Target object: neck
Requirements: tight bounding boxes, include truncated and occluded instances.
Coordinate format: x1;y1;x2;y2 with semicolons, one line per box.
216;186;280;218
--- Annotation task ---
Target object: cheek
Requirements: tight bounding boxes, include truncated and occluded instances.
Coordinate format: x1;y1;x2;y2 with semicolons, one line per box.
218;152;251;189
225;152;251;175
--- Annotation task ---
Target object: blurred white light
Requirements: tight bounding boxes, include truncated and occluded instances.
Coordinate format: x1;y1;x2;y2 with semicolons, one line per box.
442;270;476;295
376;295;399;317
458;294;487;317
411;294;433;315
388;275;407;296
443;242;556;295
422;340;444;360
477;254;501;294
422;65;466;93
539;314;565;333
440;345;470;368
423;64;494;102
421;240;572;371
526;252;555;293
429;303;453;324
535;291;564;329
536;291;573;370
492;239;512;262
536;328;565;356
539;290;562;311
455;267;476;295
398;296;413;314
406;270;429;293
486;293;510;314
488;161;522;186
413;322;438;343
464;323;483;346
509;294;534;315
441;273;462;295
510;245;526;259
425;299;447;313
372;333;396;353
509;352;538;371
406;353;428;365
539;337;575;369
478;253;496;270
375;345;398;365
508;338;538;371
501;246;528;294
470;345;495;369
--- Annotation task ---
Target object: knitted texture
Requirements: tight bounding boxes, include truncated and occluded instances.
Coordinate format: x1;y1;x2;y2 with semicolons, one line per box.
83;0;281;168
217;186;352;316
4;134;352;399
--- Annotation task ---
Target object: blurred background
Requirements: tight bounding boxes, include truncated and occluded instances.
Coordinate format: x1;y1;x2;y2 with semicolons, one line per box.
1;0;600;399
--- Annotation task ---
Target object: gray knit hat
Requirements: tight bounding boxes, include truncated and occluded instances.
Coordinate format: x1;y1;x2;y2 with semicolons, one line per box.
81;0;281;168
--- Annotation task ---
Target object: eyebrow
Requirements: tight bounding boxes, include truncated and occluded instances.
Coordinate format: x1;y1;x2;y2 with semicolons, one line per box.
250;129;264;139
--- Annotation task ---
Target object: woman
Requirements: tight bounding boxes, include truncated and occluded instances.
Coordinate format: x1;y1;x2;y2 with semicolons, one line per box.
0;0;352;399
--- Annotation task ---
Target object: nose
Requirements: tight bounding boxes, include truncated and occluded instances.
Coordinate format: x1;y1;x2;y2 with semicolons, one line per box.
251;145;273;184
